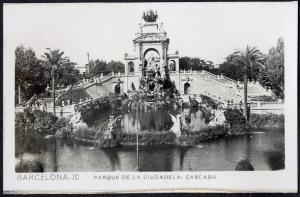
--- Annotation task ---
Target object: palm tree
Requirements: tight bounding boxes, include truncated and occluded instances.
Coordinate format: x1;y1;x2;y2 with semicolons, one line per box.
42;49;69;116
234;46;265;123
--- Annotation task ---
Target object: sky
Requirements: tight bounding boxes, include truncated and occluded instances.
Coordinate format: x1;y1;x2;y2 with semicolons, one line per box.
4;2;290;66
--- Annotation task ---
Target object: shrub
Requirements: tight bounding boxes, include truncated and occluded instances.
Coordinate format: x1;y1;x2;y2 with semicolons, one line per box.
224;108;245;125
190;98;199;108
250;113;284;128
200;95;218;109
178;126;226;145
199;107;214;124
62;87;90;103
15;112;26;137
15;109;58;135
32;110;58;134
52;117;70;131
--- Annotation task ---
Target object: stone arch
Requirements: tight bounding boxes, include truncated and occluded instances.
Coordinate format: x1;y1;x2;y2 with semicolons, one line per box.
128;61;135;72
169;60;176;71
115;84;121;94
184;82;190;94
143;48;160;59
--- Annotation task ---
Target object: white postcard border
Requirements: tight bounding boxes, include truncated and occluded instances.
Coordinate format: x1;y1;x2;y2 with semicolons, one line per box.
3;2;298;193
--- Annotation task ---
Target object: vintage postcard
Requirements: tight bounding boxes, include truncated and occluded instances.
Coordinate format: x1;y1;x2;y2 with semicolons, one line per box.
3;2;298;193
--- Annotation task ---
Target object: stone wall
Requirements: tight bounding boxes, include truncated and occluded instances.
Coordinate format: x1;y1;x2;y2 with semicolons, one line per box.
85;80;112;98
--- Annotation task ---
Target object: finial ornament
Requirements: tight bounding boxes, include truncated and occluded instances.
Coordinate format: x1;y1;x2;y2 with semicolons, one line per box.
142;9;158;22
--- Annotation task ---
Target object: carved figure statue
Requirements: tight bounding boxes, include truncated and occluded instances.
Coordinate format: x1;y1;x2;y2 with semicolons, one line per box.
169;114;182;137
159;23;164;32
70;113;88;132
208;109;226;126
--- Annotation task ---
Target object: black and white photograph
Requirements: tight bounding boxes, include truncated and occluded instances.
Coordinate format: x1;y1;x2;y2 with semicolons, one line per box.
3;2;298;193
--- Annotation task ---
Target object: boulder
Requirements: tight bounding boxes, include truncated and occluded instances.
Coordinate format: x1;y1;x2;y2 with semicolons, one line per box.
15;159;44;172
235;159;254;171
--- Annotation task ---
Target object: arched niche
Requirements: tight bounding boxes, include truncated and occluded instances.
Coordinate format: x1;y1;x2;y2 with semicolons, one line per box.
143;48;160;70
184;82;190;94
128;61;135;73
143;48;160;59
115;84;121;94
169;60;176;71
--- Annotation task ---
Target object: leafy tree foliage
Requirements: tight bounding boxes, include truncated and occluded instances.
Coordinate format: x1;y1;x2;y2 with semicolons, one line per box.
217;54;244;81
86;59;125;78
224;108;246;126
55;61;82;86
86;59;107;77
216;38;284;99
234;46;265;122
258;38;284;99
15;46;47;101
218;53;263;82
179;56;216;71
42;49;81;87
107;60;125;73
42;49;68;69
16;46;82;103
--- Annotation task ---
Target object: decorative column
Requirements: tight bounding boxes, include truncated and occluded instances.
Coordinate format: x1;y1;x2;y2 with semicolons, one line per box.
139;43;143;61
164;43;168;65
162;42;168;76
175;50;179;72
139;43;144;74
161;44;165;73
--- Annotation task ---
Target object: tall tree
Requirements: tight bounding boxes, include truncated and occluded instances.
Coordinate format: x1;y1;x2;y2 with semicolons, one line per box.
15;45;46;103
218;53;262;81
179;56;216;71
86;59;125;78
42;49;69;115
86;59;107;77
107;60;125;73
258;38;284;99
218;54;244;81
55;61;81;86
234;46;265;123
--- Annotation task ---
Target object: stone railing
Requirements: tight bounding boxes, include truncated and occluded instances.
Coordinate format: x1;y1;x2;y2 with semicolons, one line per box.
182;92;226;104
71;72;119;90
197;70;237;85
74;97;99;108
227;100;284;114
178;70;238;87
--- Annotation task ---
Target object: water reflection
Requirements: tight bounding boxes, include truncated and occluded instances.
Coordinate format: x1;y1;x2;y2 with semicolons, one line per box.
139;146;175;171
15;128;284;172
177;146;191;170
102;148;120;171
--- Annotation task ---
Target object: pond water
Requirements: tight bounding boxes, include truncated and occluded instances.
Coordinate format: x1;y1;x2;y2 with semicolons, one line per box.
16;109;285;171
